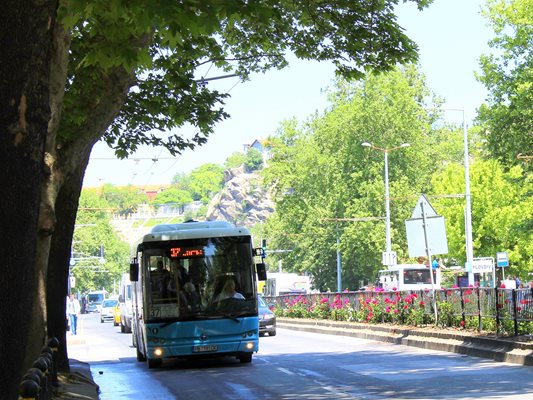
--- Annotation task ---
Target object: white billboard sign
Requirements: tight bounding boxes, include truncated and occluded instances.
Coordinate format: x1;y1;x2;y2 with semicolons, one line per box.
405;216;449;257
472;258;493;273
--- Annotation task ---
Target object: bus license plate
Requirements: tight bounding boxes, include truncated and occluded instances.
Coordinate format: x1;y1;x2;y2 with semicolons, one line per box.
192;345;218;353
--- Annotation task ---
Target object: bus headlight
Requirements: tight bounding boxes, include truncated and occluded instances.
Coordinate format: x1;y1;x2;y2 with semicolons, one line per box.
153;348;164;357
245;342;254;350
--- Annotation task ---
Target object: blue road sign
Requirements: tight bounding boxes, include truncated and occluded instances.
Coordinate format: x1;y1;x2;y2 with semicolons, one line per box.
496;252;509;267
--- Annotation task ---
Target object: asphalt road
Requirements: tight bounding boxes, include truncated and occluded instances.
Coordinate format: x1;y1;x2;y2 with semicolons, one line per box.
68;313;533;399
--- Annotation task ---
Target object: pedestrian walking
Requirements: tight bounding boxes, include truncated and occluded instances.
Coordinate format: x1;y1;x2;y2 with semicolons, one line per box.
66;293;81;335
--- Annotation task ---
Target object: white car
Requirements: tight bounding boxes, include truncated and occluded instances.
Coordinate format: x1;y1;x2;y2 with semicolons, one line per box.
100;299;118;323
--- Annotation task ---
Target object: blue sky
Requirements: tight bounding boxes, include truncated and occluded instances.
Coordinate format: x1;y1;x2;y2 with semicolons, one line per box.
83;0;492;187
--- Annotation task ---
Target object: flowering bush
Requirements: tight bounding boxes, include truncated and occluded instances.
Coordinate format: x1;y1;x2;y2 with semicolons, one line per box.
357;296;383;323
283;296;311;318
270;286;531;336
437;301;456;327
310;297;331;319
382;292;403;324
330;295;354;321
402;293;429;326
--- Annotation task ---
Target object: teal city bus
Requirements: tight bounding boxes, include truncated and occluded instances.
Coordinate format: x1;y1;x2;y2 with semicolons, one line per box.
129;220;266;368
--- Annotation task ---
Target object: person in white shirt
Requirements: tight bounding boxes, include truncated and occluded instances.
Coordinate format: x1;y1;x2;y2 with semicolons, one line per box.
215;279;245;303
66;293;81;335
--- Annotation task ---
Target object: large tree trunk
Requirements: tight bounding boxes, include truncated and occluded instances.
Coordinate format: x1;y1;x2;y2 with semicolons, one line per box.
0;1;57;399
34;19;71;368
27;18;72;372
46;153;90;371
45;66;136;370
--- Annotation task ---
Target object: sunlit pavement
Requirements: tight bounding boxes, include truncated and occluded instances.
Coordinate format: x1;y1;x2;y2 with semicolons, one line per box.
66;316;86;346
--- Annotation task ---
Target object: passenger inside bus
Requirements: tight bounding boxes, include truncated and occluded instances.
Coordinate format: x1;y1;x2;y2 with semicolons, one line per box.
151;260;171;302
180;282;200;313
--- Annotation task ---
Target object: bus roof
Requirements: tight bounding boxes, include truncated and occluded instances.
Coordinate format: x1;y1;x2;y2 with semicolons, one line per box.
379;264;430;272
138;220;251;244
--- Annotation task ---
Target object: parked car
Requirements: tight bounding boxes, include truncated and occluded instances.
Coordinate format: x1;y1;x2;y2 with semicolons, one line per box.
258;294;276;336
113;304;121;326
100;299;119;323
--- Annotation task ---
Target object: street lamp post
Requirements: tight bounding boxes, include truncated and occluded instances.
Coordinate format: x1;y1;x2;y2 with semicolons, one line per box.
362;142;410;264
432;107;474;285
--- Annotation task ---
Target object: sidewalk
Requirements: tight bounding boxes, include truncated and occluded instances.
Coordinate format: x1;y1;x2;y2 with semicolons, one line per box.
54;327;99;400
54;359;99;399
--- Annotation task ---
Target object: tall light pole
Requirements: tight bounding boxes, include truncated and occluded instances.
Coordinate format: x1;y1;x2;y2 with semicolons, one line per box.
433;107;474;285
461;109;475;286
362;142;410;265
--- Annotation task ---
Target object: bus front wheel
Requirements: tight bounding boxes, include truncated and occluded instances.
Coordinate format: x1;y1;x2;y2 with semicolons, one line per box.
238;353;252;363
136;346;146;362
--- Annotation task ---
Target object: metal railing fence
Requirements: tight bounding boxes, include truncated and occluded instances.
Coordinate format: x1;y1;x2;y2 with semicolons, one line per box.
266;287;533;336
18;337;59;400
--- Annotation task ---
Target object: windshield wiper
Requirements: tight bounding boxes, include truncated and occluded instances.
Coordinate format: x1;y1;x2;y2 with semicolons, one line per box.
217;312;240;323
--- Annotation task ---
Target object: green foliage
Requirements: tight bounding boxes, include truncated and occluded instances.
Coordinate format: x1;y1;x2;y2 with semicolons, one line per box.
188;164;225;203
262;66;457;289
476;0;533;170
436;301;457;328
74;190;131;294
432;160;532;278
57;0;431;158
99;184;148;215
152;187;193;206
222;148;264;171
171;172;192;189
170;164;224;204
244;148;264;171
224;152;247;169
402;294;429;326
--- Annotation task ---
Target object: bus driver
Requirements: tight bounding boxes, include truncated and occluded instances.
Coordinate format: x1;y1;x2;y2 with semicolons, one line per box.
214;279;244;303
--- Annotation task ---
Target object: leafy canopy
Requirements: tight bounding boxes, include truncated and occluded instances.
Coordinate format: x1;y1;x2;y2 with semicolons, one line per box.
432;160;532;277
476;0;533;169
75;190;131;293
58;0;432;159
262;65;458;290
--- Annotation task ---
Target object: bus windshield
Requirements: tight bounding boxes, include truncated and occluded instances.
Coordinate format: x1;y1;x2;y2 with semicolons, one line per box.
141;236;257;322
87;293;104;304
379;265;439;291
403;268;433;284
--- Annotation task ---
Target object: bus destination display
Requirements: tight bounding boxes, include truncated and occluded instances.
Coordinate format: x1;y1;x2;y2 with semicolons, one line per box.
169;246;204;259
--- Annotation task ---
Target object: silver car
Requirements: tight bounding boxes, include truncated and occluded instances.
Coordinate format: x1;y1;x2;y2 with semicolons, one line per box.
100;299;118;323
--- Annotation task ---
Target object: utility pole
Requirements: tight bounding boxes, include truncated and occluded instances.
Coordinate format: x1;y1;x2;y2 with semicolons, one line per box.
322;217;385;292
362;141;410;266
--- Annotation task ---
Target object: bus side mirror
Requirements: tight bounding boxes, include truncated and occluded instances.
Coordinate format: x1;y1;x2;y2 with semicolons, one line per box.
130;262;139;282
256;263;267;281
118;295;124;303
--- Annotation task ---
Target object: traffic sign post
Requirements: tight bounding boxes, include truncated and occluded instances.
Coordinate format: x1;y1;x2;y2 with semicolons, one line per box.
405;194;448;323
406;194;449;257
496;252;509;280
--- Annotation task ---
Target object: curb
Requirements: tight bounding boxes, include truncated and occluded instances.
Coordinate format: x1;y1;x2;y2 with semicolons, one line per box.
55;359;99;399
277;318;533;366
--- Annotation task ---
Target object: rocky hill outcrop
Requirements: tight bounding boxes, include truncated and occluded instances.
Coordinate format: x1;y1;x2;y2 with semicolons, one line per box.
206;165;274;227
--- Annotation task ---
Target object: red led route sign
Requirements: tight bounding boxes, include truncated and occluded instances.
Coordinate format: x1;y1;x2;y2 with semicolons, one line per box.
169;247;205;259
